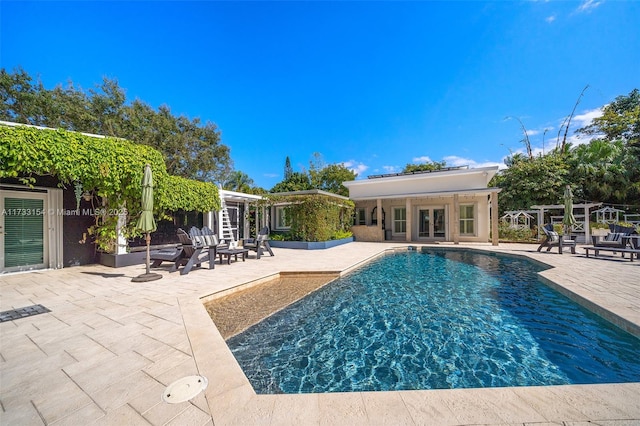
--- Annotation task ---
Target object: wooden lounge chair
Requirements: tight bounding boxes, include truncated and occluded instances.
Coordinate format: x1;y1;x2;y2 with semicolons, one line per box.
537;224;576;254
150;246;183;272
174;228;212;275
242;227;274;259
594;224;637;249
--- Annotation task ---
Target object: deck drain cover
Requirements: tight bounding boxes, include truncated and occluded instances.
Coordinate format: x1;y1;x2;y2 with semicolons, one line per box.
0;304;50;323
162;375;208;403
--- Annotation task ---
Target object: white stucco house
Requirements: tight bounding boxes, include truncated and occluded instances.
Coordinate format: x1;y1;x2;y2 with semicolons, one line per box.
343;166;501;245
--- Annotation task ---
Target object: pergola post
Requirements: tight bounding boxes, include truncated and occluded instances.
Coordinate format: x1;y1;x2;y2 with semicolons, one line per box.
584;205;591;244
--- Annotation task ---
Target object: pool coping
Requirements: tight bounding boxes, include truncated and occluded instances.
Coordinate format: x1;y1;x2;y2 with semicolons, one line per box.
180;244;640;425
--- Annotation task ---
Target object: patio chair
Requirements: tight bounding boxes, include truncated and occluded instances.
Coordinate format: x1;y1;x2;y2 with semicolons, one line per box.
174;228;210;275
190;226;229;248
537;224;576;254
594;232;627;249
150;246;183;272
594;224;637;249
242;227;274;259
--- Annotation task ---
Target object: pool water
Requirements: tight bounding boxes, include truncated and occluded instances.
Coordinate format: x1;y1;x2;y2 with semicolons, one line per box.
227;250;640;394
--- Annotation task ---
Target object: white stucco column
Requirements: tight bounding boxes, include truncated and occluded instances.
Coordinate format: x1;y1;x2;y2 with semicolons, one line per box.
115;203;128;254
491;191;499;246
203;211;214;229
405;198;412;242
453;194;460;244
376;198;383;241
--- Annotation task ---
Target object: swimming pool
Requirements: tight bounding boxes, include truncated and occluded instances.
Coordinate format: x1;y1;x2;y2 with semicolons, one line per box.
227;249;640;394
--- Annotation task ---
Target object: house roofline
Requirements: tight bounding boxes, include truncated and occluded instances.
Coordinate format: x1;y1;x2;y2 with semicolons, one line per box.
349;187;502;201
343;166;499;187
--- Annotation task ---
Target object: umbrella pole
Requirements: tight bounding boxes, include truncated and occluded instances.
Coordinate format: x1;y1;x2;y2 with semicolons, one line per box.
132;232;162;282
146;232;151;275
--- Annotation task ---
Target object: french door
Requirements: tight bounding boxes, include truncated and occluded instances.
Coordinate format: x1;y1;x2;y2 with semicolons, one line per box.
418;207;446;240
1;191;48;273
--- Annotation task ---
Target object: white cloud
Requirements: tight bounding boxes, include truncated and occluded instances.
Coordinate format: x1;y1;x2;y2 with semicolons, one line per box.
342;160;368;176
411;155;432;163
545;15;557;23
576;0;603;13
572;107;604;128
382;165;399;173
526;129;540;136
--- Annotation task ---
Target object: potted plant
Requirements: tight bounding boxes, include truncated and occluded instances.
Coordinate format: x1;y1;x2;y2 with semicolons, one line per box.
590;223;610;237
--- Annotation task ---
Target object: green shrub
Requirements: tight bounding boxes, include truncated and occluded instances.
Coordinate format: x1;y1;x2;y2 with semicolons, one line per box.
261;194;354;242
498;223;537;241
332;230;353;240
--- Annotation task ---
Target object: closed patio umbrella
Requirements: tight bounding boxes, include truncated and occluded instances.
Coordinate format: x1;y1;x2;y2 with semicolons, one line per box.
563;185;577;235
132;164;162;282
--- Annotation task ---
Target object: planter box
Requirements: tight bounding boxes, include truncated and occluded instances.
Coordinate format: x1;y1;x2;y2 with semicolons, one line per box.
268;237;354;250
591;229;609;237
98;251;148;268
98;244;180;268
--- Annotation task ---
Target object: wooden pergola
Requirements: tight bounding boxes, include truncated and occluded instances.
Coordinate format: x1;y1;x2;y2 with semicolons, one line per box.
530;202;602;243
501;210;536;230
594;206;625;224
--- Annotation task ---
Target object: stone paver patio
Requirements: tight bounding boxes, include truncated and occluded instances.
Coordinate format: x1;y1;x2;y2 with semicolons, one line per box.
1;242;639;425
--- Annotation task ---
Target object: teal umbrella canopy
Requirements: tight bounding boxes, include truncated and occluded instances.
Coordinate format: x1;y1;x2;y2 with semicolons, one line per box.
563;185;577;231
136;164;157;233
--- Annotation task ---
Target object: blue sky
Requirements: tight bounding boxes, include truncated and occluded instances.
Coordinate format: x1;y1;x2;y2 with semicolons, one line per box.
2;1;639;189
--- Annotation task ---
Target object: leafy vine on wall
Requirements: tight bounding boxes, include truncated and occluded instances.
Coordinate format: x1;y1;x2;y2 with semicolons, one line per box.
0;125;220;251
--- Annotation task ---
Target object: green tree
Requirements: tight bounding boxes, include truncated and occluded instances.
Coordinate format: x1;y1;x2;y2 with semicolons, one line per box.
307;153;356;196
402;160;446;173
284;156;293;180
0;67;47;123
490;153;570;212
575;88;640;205
270;171;311;193
0;67;232;183
313;163;357;196
578;89;640;149
222;171;255;193
568;139;631;204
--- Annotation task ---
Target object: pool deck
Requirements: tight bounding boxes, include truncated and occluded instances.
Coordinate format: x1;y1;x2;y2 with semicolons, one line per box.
1;242;639;425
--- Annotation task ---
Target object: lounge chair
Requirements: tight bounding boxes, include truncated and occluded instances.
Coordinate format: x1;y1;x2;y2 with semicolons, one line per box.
537;223;576;254
174;228;212;275
189;226;226;249
594;224;637;249
242;227;274;259
150;246;183;272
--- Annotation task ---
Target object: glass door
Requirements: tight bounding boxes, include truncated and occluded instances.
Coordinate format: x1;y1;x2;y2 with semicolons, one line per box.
417;207;446;240
419;209;430;237
433;208;446;238
1;192;47;273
